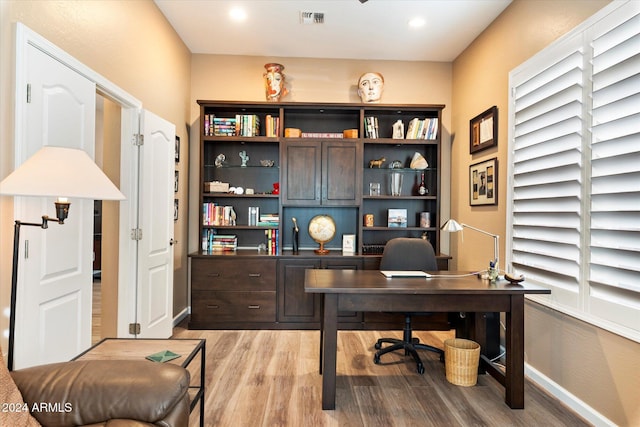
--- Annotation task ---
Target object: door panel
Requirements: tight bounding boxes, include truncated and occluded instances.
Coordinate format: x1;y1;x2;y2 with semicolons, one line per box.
15;45;96;368
137;110;175;338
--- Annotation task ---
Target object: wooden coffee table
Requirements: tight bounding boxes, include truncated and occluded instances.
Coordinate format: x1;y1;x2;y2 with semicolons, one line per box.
74;338;205;426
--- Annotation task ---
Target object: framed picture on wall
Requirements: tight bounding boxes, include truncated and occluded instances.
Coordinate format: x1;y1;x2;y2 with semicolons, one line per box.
469;157;497;206
469;106;498;154
175;136;180;163
174;199;179;221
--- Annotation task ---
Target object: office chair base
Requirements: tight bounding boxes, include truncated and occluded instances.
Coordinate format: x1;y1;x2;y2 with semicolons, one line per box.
374;337;444;374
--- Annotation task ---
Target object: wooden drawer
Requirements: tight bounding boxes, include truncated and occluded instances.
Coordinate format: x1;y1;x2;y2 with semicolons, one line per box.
191;258;276;291
191;291;276;323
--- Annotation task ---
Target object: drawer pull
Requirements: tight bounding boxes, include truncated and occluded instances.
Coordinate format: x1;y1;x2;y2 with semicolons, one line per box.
207;273;221;277
206;304;220;309
248;305;261;309
248;273;261;278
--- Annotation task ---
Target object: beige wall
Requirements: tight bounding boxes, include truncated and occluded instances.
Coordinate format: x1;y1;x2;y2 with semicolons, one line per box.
188;55;453;255
452;1;639;425
0;0;192;351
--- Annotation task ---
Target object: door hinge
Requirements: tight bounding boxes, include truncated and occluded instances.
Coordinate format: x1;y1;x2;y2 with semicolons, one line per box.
130;228;143;240
132;133;144;146
26;83;31;103
129;323;141;334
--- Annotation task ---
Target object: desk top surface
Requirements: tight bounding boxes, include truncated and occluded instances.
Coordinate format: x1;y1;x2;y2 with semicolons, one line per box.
304;269;550;295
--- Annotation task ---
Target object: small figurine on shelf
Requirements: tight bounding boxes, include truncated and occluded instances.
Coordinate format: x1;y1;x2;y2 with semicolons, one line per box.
292;217;299;254
215;153;225;168
239;150;248;167
272;182;280;195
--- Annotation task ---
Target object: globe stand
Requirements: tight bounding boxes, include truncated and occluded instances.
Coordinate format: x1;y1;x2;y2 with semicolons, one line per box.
314;241;330;255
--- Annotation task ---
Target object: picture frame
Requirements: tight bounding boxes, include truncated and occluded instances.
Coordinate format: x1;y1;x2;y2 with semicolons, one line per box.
175;136;180;163
174;199;179;221
342;234;355;254
469;106;498;154
174;171;179;193
469;157;497;206
387;208;407;228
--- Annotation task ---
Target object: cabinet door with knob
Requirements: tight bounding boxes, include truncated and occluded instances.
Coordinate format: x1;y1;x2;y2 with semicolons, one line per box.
281;140;361;206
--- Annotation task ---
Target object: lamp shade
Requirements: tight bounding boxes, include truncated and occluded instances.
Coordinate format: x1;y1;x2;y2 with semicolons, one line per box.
0;146;125;200
441;219;464;232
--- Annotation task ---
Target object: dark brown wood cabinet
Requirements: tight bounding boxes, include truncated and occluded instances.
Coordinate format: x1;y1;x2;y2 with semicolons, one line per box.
190;100;448;330
281;140;362;206
190;256;277;329
277;256;363;326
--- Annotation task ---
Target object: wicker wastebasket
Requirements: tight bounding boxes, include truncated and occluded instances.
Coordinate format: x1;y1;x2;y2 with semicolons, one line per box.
444;338;481;386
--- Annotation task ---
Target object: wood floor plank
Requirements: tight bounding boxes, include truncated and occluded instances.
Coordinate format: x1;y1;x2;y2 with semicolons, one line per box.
174;325;591;427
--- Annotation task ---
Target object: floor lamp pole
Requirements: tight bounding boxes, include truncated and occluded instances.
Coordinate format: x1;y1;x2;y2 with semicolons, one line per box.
8;218;53;371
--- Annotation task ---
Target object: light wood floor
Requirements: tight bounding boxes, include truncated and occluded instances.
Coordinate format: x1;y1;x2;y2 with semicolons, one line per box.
172;324;590;427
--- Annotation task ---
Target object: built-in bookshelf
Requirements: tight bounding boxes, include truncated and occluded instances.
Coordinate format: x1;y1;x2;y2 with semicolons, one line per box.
196;100;444;256
191;100;446;330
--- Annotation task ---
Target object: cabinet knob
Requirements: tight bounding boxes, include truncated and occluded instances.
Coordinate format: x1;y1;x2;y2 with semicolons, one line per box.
207;273;221;277
206;304;220;309
248;305;261;310
248;273;261;278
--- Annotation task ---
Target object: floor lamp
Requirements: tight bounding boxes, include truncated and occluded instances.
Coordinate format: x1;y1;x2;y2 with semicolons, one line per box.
441;219;500;278
0;146;125;371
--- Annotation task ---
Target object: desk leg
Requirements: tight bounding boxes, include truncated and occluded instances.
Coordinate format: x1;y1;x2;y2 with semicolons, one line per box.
322;294;338;410
319;294;324;374
506;294;525;409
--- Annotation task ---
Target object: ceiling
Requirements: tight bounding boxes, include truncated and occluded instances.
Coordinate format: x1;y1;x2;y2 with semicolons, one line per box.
154;0;512;62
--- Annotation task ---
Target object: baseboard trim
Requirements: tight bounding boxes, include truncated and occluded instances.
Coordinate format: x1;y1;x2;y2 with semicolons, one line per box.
525;364;615;427
173;307;190;327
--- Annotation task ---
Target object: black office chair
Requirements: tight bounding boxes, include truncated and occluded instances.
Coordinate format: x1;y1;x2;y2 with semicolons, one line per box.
373;237;445;374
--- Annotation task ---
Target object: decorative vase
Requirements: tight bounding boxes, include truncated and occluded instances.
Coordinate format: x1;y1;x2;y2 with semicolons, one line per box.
263;63;288;102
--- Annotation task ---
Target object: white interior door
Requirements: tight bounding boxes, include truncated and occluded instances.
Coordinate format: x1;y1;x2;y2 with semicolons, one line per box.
135;110;175;338
14;45;96;369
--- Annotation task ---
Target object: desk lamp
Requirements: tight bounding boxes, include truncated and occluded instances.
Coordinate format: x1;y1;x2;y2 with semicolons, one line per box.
441;219;500;280
0;146;125;370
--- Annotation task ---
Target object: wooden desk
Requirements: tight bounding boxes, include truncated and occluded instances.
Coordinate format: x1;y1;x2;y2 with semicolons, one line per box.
74;338;205;426
304;269;550;410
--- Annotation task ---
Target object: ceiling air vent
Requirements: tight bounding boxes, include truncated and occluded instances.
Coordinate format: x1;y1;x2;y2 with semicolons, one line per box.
300;11;325;24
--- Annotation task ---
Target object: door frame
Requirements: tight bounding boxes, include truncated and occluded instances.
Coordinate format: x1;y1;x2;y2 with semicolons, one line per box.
14;23;142;343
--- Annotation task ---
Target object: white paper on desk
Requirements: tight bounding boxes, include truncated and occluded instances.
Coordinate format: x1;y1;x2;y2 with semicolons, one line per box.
381;270;431;278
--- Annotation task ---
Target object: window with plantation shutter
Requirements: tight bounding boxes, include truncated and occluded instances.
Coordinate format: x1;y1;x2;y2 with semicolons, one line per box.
507;1;640;342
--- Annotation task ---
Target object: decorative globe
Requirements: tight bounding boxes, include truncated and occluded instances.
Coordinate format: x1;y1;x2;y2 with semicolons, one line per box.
308;215;336;255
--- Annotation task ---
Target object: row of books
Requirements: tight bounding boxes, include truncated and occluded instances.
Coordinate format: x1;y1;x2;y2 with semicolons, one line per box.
364;116;380;138
202;203;236;226
406;117;439;140
203;114;261;137
258;213;279;227
264;114;280;137
201;230;237;252
363;116;439;139
265;229;279;255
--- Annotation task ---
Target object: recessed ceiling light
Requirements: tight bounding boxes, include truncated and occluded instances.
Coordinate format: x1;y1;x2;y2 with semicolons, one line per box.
229;7;247;22
408;17;425;28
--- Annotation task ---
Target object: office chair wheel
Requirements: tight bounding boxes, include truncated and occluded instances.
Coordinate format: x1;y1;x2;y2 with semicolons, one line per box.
373;353;381;364
416;362;425;374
